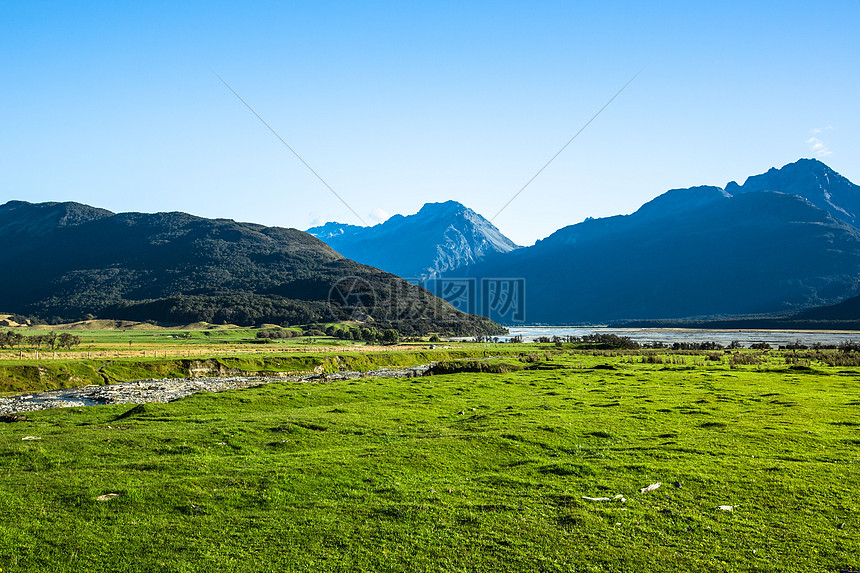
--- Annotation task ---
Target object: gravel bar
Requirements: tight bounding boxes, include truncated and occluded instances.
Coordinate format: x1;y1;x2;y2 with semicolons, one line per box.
0;364;434;415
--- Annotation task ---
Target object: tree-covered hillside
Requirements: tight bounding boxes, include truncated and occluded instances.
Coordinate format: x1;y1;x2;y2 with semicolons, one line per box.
0;201;504;335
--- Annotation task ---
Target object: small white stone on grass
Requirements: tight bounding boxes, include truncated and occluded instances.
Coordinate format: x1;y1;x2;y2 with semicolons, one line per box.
582;494;626;502
717;505;734;511
21;436;41;441
96;493;122;501
639;482;661;493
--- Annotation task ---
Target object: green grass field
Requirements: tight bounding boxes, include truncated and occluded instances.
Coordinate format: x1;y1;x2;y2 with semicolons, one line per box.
0;348;857;572
0;325;334;354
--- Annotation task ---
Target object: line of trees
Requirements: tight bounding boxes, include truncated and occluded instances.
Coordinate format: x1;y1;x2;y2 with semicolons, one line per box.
0;331;82;350
529;334;641;349
325;325;399;344
254;325;400;344
255;329;300;340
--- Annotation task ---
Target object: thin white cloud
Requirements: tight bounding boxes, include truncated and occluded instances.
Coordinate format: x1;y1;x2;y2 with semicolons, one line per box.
367;207;390;224
307;210;327;227
807;127;834;157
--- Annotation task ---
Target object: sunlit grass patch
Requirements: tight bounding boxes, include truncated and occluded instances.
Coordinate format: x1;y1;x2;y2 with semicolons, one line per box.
0;349;857;571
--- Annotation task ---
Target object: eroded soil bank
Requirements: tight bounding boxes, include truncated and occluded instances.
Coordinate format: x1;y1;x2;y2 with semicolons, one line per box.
0;348;504;394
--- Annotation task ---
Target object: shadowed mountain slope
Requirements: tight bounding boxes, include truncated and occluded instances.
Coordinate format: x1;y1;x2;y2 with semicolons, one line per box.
447;160;860;324
793;293;860;321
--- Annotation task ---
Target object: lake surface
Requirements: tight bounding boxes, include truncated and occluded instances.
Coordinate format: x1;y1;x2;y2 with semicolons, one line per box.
493;326;860;348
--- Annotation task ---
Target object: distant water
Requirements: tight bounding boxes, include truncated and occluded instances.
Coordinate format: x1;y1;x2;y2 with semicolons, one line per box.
489;327;860;348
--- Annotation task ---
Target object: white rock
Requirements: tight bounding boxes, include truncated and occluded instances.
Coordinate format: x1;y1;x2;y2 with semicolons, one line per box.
639;482;661;493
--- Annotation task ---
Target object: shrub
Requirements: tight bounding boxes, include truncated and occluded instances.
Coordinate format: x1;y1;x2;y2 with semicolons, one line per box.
729;353;763;367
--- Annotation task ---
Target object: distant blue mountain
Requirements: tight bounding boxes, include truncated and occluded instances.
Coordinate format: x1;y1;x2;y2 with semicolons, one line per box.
448;159;860;324
307;200;520;279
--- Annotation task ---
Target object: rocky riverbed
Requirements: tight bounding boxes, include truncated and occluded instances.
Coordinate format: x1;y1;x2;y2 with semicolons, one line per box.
0;364;434;415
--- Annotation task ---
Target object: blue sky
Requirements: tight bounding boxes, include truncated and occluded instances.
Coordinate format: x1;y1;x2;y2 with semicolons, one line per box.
2;1;858;245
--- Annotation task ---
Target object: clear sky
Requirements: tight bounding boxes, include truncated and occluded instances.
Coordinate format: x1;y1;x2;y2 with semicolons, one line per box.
2;1;858;245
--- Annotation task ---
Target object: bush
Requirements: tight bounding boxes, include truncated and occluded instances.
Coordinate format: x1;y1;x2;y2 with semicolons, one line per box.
577;334;640;350
729;353;763;367
382;329;399;344
838;340;860;352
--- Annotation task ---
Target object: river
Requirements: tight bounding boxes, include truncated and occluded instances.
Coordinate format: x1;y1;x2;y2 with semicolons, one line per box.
492;326;860;348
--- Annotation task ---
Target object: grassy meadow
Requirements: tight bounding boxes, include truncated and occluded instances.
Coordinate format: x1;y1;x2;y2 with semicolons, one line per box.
0;323;476;393
0;343;857;572
0;324;341;357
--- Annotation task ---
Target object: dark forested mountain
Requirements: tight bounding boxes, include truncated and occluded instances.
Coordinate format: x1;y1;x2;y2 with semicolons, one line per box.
446;159;860;324
0;200;504;334
307;200;519;279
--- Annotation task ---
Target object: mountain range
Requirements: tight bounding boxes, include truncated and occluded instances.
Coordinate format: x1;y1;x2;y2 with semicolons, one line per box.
308;159;860;325
0;200;504;335
459;158;860;323
6;158;858;329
